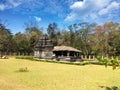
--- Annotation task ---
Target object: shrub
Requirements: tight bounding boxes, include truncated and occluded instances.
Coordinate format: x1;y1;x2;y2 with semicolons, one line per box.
96;56;120;70
19;67;28;72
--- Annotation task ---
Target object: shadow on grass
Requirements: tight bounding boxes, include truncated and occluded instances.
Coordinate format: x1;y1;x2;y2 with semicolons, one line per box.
14;70;29;73
99;86;120;90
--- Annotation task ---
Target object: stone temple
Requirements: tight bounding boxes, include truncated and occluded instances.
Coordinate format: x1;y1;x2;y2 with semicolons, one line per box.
34;36;54;59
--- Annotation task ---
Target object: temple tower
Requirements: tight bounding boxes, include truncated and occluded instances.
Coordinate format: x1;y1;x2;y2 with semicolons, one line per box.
34;36;54;59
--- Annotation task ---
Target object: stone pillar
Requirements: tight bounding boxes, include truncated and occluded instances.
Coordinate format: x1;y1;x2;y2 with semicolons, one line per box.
102;56;104;60
22;53;24;56
0;51;1;56
85;55;87;59
73;52;74;56
81;55;83;59
67;52;70;57
89;55;91;60
5;52;6;55
61;51;63;57
18;52;20;56
93;55;95;60
111;56;114;59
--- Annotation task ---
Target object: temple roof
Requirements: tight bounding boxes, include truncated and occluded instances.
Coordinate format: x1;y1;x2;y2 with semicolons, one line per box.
35;35;53;48
53;46;81;52
40;35;48;40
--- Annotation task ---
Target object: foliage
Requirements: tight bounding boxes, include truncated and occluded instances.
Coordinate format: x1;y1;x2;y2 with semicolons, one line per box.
0;21;120;57
0;23;12;52
97;57;111;67
99;86;120;90
97;56;120;70
94;22;120;56
13;32;30;53
111;57;120;70
47;22;60;46
24;21;43;52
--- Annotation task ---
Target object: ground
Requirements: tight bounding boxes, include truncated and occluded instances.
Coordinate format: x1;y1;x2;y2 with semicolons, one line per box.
0;58;120;90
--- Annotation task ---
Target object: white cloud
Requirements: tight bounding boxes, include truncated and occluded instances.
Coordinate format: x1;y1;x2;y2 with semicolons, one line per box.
8;0;21;7
99;1;120;15
0;0;25;11
65;0;112;21
70;1;84;10
0;4;6;10
65;13;76;21
34;16;42;22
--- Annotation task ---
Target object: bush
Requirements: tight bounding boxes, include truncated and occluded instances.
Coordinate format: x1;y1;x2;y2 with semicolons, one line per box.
96;56;120;70
18;67;28;72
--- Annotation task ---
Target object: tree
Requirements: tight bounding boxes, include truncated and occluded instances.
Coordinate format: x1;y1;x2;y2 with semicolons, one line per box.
47;22;59;46
13;32;30;54
68;22;97;55
107;22;120;56
57;30;70;46
24;21;43;52
94;21;120;56
68;24;78;47
0;23;12;53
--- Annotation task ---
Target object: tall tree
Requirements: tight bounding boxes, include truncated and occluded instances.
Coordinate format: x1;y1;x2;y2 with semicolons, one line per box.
68;22;96;55
57;30;70;46
0;23;12;53
13;32;30;54
94;21;120;56
24;21;43;52
47;22;59;46
68;24;78;47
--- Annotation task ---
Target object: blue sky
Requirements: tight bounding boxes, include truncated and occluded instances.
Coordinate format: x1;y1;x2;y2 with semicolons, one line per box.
0;0;120;34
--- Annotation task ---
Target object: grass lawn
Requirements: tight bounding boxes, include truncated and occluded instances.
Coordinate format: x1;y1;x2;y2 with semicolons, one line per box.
0;58;120;90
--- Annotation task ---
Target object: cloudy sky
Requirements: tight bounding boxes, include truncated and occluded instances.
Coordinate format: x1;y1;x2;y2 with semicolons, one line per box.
0;0;120;34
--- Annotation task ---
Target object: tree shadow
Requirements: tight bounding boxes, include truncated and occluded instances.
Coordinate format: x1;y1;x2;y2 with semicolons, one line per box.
99;86;120;90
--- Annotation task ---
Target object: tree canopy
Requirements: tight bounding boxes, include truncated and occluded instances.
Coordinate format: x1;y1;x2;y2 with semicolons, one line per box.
0;21;120;57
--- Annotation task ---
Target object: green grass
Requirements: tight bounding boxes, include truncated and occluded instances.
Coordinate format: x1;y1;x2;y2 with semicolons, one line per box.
0;58;120;90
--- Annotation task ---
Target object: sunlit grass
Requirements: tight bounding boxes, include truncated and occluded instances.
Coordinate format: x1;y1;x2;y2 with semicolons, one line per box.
0;57;120;90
